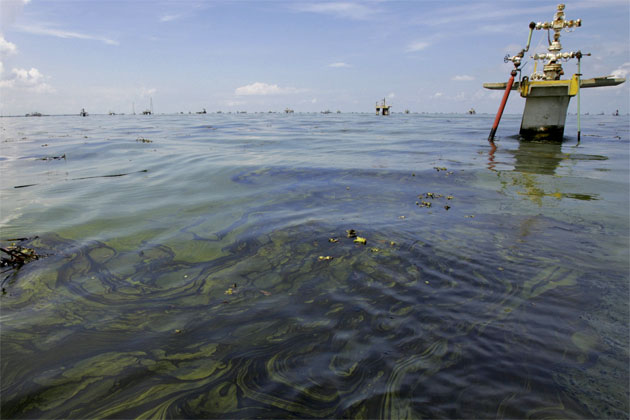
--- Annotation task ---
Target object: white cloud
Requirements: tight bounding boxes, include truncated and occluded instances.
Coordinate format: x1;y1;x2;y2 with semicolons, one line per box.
0;61;4;76
140;87;157;97
452;75;475;81
235;82;301;96
418;4;552;27
406;41;429;52
477;23;513;34
0;66;54;93
0;35;18;56
160;14;182;22
387;92;395;99
328;62;350;68
430;92;444;99
294;2;377;20
14;24;118;45
1;0;30;27
611;62;630;78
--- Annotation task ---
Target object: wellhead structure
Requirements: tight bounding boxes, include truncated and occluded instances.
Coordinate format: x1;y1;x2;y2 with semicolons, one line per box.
484;4;625;141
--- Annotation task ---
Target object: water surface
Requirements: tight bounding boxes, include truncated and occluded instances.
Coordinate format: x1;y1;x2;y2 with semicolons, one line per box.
1;113;628;418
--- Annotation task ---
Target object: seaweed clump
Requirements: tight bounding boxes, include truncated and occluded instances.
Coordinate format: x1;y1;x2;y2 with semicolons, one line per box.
1;237;41;292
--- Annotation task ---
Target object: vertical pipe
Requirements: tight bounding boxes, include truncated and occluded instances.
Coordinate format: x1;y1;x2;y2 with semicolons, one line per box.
524;22;536;52
488;70;517;141
576;54;582;142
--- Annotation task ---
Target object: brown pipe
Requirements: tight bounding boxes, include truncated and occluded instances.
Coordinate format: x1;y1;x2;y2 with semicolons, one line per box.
488;69;518;141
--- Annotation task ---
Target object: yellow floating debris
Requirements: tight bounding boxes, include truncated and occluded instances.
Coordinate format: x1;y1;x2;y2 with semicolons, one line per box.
328;238;339;243
447;195;454;200
354;237;367;245
318;255;334;261
370;248;379;252
224;288;234;295
346;229;357;238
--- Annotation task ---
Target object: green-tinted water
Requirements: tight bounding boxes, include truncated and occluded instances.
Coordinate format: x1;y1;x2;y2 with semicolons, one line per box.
1;113;628;418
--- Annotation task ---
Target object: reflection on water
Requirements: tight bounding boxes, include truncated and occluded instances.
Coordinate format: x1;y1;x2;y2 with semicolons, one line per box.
512;141;565;175
1;114;628;418
488;138;610;204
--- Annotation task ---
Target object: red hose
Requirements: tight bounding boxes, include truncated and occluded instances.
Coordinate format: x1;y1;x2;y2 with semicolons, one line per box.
488;70;517;141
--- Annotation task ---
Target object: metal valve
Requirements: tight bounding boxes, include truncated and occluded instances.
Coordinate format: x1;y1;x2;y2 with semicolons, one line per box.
504;54;522;66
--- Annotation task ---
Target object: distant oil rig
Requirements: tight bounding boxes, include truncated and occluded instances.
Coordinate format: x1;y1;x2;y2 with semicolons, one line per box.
375;98;391;115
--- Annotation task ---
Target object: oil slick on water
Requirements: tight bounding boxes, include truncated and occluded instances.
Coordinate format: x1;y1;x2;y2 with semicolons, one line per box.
0;113;628;418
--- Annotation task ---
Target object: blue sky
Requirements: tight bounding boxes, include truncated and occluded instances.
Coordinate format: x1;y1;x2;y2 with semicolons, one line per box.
1;0;628;115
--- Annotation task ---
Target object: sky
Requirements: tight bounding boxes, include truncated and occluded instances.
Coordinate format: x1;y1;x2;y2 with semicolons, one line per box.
0;0;628;115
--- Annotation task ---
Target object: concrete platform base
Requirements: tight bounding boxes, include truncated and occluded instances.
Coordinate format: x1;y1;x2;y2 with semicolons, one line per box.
519;95;571;141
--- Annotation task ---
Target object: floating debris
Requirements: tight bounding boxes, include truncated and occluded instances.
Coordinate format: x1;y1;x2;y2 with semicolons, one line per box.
1;237;41;289
318;256;334;261
328;238;339;243
434;167;448;172
416;192;453;211
136;137;153;143
224;288;234;295
370;248;380;253
1;239;40;270
39;154;66;161
259;290;272;296
346;229;357;238
421;192;444;199
354;237;367;245
14;169;149;189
